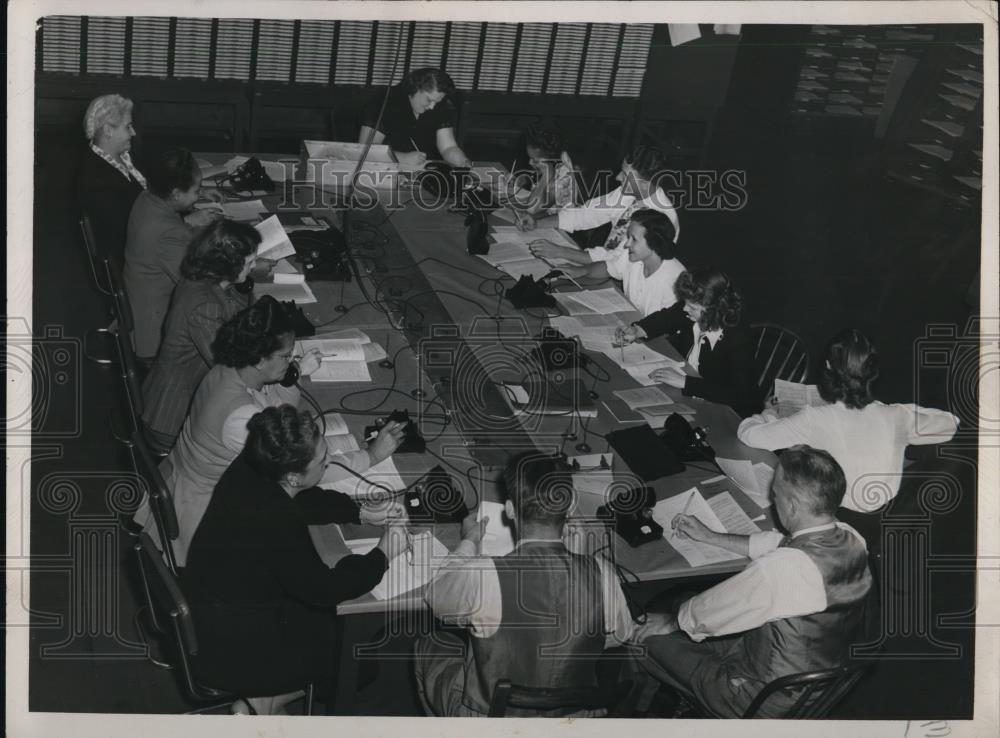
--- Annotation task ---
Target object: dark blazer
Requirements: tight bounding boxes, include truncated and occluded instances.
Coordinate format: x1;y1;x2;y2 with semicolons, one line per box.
183;453;389;696
76;147;144;266
636;302;763;418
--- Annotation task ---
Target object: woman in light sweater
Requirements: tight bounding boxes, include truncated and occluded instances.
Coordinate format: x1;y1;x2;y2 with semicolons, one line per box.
737;329;959;541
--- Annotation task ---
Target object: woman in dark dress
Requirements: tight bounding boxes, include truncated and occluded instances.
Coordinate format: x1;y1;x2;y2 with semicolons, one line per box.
183;405;409;714
140;220;260;453
620;267;763;417
76;93;146;265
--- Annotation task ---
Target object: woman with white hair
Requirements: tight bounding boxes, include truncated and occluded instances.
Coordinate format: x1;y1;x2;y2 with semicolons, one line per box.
76;93;147;263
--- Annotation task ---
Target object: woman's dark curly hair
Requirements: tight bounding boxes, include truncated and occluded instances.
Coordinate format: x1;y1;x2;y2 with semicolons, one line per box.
624;144;668;182
525;123;564;160
211;295;294;368
404;67;455;95
674;268;743;331
147;148;200;199
244;405;320;483
180;220;260;283
818;329;879;409
629;209;677;260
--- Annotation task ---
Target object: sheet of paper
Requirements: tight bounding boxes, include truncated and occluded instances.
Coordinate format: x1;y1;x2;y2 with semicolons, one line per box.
752;463;775;508
309;361;372;383
323;413;350;436
668;24;702;47
253;280;318;304
196;159;230;179
312;327;371;344
716;457;760;494
553;292;596;315
297;339;366;362
613;386;672;410
196;198;266;222
566;287;636;314
254;215;297;260
774;378;827;418
604;343;671;369
370;531;450;601
652;489;743;567
326;456;405;499
572;471;616;498
496;258;552;281
707;491;761;536
479;500;515;557
362;342;387;363
479;241;533;265
575;313;626;328
492;207;519;225
273;271;305;285
325;433;360;455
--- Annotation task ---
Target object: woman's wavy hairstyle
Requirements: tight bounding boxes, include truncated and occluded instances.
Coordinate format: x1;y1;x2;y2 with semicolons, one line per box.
818;329;879;409
244;405;320;483
624;144;668;182
211;295;294;369
629;209;677;261
525;123;565;160
674;268;743;331
181;220;260;283
404;67;455;95
147;148;200;199
83;93;133;142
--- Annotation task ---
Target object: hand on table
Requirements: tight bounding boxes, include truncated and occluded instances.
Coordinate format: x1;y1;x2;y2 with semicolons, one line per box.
648;366;686;389
516;212;537;232
367;420;406;465
376;520;411;561
359;500;407;527
201;188;226;204
614;325;647;347
528;239;567;262
296;348;323;378
631;612;679;642
184;208;223;228
671;514;714;543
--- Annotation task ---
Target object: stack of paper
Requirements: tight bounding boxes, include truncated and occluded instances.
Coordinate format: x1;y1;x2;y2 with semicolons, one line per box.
714;457;775;509
477;241;552;281
370;531;451;601
614;386;673;411
325;456;405;500
773;378;828;418
272;259;305;284
651;489;744;568
254;215;297;261
323;413;361;455
194;198;267;222
549;316;622;352
554;288;635;315
707;491;762;536
253;280;318;305
310;361;372;383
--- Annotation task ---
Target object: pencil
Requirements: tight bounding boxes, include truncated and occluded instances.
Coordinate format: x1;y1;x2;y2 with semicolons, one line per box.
680;489;697;517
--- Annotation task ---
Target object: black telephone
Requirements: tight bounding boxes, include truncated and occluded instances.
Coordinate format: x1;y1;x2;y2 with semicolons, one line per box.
597;486;663;547
279;361;300;388
222;157;276;194
233;277;254;295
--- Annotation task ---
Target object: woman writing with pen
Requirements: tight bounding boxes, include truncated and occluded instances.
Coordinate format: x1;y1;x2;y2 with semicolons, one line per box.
133;296;405;566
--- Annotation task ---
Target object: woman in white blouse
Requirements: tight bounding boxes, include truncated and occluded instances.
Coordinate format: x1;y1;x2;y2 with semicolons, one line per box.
737;329;959;539
552;209;684;317
523;145;680;264
507;123;579;217
134;296;404;565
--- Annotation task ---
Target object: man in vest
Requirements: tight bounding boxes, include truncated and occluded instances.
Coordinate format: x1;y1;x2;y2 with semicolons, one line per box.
414;452;636;716
632;444;873;718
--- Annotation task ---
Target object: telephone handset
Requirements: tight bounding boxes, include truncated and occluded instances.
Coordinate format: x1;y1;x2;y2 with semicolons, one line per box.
279;361;300;388
233;277;255;295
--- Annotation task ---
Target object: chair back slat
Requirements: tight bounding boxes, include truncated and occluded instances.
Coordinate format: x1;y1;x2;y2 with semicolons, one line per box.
80;215;114;296
751;323;811;393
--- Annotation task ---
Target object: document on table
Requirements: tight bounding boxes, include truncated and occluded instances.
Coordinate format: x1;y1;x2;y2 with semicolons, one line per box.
253;280;318;304
323;412;350;436
571;471;616;516
651;489;744;568
548;316;623;351
254;214;297;260
707;492;762;536
309;361;372;383
325;433;361;455
370;531;451;601
603;343;675;370
492;207;519;225
773;378;828;418
296;339;367;362
490;226;579;252
478;500;515;557
478;241;533;266
562;287;636;314
715;457;774;508
613;386;673;410
272;259;305;284
312;327;371;344
195;198;267;222
638;403;695;426
496;258;552;281
325;456;405;499
196;159;230;179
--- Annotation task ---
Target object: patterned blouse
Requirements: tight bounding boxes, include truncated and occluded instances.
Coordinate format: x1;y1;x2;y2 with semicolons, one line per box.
90;143;147;188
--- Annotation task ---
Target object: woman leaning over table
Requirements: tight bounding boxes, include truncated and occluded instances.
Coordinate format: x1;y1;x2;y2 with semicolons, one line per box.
184;405;410;715
76;93;146;264
619;267;762;418
736;328;958;545
508;123;579;217
548;208;684;317
519;144;680;264
133;295;405;566
123;148;222;362
140;220;260;454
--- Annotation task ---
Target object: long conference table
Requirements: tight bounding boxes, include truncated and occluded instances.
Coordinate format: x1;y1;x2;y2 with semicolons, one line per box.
201;153;778;712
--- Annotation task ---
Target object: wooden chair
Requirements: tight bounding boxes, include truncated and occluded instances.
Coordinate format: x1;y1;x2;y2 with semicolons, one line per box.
741;663;868;718
488;678;633;717
133;532;316;715
751;323;811;393
128;429;181;575
79;215;112;296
